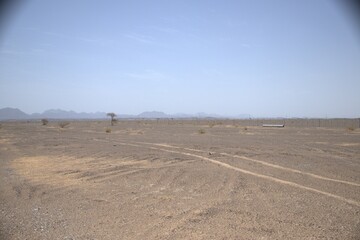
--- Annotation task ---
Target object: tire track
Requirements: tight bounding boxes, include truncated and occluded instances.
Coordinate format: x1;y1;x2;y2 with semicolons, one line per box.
222;153;360;187
133;141;360;187
101;140;360;208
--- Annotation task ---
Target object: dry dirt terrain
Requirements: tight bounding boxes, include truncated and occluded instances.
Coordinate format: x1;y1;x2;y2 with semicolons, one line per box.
0;120;359;239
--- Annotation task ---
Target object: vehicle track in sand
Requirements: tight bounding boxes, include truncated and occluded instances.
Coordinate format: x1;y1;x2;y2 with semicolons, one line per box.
135;141;360;187
90;138;360;207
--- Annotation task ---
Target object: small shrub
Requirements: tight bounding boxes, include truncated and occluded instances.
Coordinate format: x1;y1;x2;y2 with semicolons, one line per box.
58;122;70;128
347;127;355;131
244;126;248;131
41;119;49;125
198;129;206;134
105;128;111;133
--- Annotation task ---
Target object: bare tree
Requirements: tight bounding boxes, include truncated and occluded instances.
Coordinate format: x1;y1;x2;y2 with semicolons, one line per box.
107;112;117;126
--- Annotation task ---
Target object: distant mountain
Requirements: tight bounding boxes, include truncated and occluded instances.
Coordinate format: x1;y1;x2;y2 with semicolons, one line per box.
0;108;29;120
195;112;223;118
0;107;107;120
34;109;106;119
0;107;251;120
137;111;169;119
172;113;193;118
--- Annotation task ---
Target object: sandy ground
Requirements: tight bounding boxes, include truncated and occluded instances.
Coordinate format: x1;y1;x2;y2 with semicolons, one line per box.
0;120;359;239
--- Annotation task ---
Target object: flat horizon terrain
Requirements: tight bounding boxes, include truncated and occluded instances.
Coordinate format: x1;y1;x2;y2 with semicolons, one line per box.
0;120;359;239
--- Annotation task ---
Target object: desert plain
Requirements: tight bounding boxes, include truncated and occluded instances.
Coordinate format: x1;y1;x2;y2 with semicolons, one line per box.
0;120;359;239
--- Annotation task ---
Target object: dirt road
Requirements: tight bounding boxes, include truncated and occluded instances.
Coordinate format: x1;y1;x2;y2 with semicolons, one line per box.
0;120;359;239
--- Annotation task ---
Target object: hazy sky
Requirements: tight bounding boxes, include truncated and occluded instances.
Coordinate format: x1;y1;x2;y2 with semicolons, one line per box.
0;0;359;117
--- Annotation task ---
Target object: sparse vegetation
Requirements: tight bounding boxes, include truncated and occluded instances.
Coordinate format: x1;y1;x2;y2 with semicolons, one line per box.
198;129;206;134
209;122;216;128
58;122;70;128
347;127;355;131
41;119;49;126
244;126;248;131
2;120;360;239
107;113;117;126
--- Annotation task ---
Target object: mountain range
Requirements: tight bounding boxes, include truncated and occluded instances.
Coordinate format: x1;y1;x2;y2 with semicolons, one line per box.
0;107;251;120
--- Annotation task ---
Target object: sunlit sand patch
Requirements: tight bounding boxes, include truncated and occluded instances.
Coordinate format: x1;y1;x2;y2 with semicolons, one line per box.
313;142;360;147
238;131;255;135
11;156;150;188
129;130;144;135
11;156;82;187
337;143;360;147
82;129;99;133
113;128;146;135
0;138;10;144
314;142;329;144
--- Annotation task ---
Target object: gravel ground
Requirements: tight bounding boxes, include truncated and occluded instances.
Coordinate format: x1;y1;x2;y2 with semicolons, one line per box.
0;120;359;239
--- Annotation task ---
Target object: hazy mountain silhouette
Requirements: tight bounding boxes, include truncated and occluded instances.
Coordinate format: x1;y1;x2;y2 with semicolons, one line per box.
33;109;106;119
0;107;251;120
137;111;168;118
0;108;106;120
0;108;28;120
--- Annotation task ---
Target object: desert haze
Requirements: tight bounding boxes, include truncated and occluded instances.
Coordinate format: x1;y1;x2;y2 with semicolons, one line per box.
1;0;360;239
0;119;359;239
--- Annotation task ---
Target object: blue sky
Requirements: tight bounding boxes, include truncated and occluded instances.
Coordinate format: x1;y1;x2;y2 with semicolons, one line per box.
0;0;359;117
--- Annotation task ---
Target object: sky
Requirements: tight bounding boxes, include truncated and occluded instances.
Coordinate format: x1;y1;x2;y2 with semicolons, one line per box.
0;0;359;118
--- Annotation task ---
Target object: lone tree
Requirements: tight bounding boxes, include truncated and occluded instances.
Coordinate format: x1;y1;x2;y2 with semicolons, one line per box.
107;112;117;126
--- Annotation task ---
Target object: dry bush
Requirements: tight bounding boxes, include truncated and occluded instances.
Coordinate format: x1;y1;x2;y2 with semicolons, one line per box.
209;122;216;128
105;128;111;133
58;122;70;128
244;126;248;131
41;119;49;126
198;129;206;134
347;127;355;131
